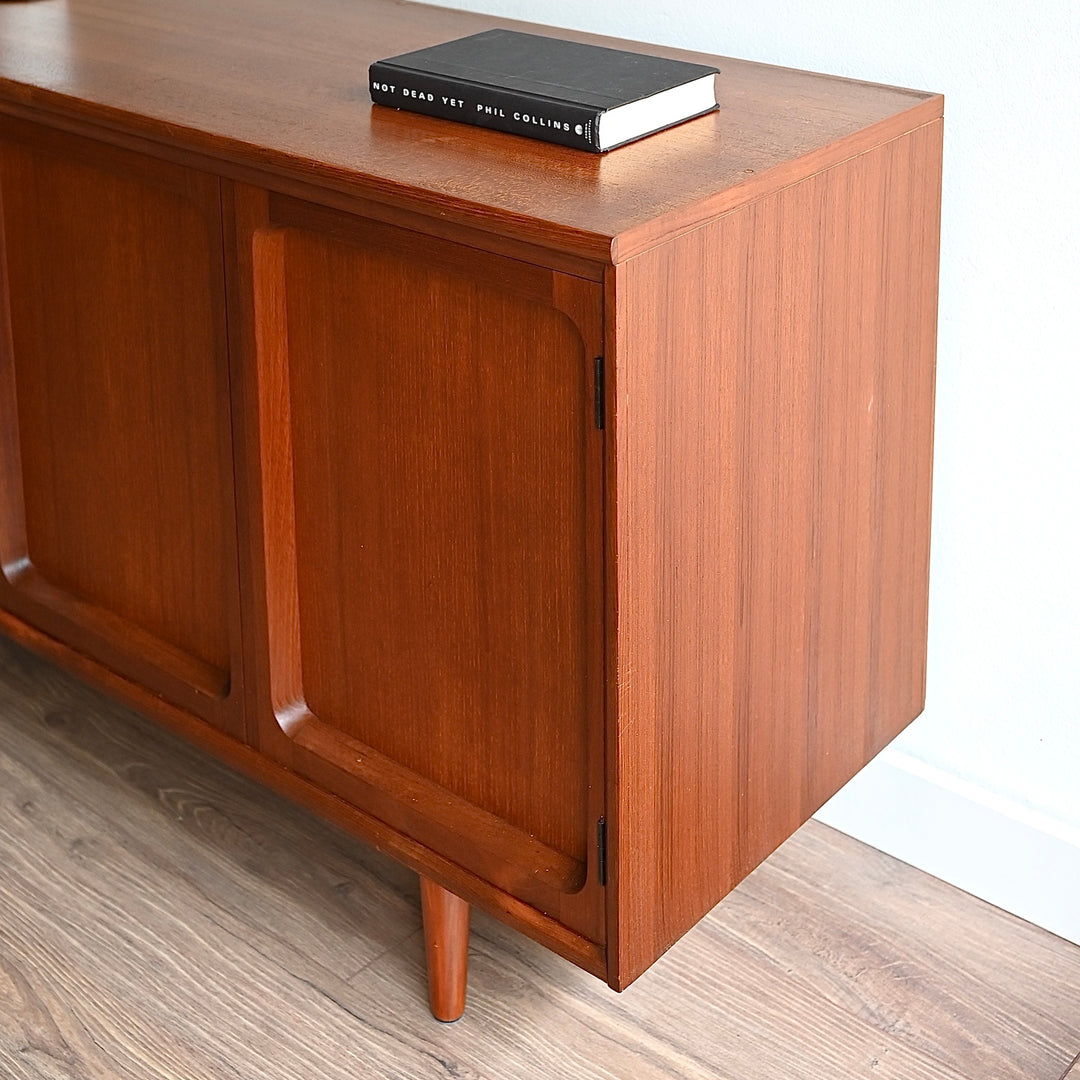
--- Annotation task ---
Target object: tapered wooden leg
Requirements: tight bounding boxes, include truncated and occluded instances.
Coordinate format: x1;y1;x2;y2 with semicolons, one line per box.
419;876;470;1021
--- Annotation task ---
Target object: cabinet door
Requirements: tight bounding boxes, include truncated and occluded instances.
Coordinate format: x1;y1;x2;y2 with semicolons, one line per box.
0;119;241;734
233;190;605;938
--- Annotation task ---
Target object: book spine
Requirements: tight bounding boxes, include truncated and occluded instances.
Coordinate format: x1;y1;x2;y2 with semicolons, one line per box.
369;62;603;152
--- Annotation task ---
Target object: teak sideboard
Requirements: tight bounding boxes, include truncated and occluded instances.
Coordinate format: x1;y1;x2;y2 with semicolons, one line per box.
0;0;942;1022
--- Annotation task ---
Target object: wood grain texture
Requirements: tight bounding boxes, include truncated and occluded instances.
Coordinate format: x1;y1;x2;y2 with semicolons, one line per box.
2;636;1078;1080
0;116;241;735
273;215;596;861
0;0;941;261
607;118;943;987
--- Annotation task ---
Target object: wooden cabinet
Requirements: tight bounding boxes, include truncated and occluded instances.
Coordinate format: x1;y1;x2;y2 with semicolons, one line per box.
0;0;942;1022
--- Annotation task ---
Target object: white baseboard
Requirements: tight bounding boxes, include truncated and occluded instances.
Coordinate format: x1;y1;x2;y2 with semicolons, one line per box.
813;748;1080;946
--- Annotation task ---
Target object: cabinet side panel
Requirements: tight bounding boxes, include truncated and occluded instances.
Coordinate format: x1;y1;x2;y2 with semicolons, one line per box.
610;119;942;987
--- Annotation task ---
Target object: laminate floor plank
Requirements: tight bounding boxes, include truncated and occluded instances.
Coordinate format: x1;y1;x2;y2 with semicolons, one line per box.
1;637;1078;1079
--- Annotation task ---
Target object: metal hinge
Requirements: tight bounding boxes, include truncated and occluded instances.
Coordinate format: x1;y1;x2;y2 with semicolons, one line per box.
593;356;605;430
597;816;607;886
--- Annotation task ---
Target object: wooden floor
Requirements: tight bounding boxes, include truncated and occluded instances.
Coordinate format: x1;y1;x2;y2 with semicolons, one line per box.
1;636;1078;1080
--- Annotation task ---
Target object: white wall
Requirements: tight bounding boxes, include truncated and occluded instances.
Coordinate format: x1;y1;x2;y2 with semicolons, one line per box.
428;0;1080;936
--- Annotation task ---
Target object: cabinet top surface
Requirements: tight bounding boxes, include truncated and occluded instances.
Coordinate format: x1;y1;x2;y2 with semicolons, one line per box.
0;0;942;260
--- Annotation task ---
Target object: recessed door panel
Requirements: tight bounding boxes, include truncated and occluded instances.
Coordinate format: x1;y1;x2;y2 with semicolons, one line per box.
0;120;240;731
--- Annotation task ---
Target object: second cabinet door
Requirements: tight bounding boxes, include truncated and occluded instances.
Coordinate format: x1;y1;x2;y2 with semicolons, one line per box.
234;189;605;938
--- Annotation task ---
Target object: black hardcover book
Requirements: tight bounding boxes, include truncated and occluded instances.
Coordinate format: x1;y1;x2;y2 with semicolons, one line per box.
369;29;720;153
